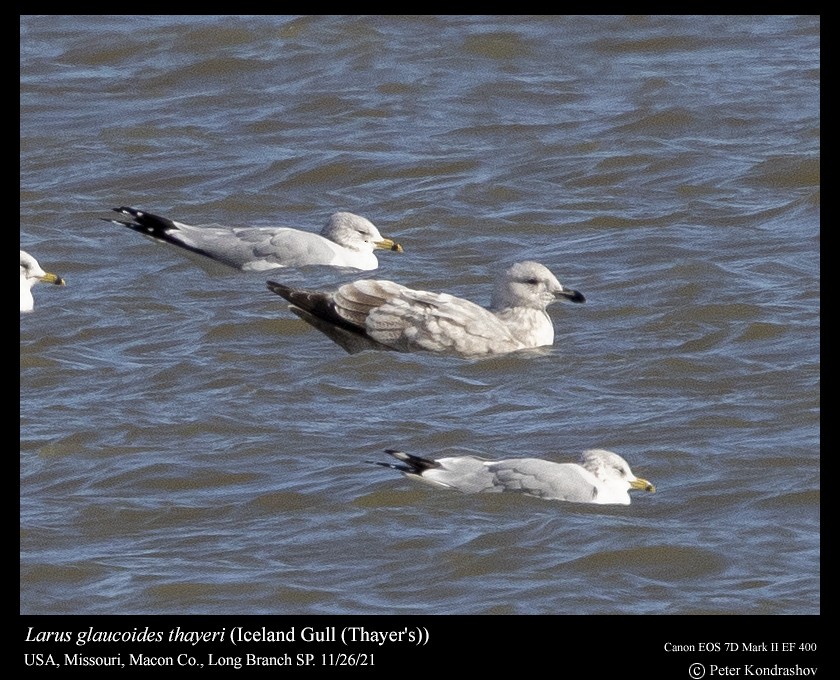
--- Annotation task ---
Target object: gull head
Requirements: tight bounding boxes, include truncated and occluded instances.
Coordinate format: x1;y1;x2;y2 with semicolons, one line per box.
580;448;655;494
321;212;403;253
492;261;585;311
20;250;65;313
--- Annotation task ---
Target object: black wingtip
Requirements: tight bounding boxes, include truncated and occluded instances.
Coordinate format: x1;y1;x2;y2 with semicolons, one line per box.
266;280;293;300
104;207;181;237
372;453;413;474
382;449;440;473
265;281;393;355
366;460;395;469
102;206;141;225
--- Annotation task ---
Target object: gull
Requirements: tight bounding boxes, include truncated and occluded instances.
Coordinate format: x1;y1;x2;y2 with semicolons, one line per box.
20;250;65;313
372;448;655;505
266;261;585;356
103;207;403;272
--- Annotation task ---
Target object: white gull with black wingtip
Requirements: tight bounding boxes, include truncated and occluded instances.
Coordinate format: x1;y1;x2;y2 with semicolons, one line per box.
103;206;403;272
373;448;655;505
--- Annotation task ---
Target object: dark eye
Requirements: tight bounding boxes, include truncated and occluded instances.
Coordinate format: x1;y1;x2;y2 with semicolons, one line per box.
525;278;539;285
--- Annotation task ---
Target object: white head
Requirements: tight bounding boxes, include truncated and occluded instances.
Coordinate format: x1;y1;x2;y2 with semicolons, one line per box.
492;261;585;311
580;448;655;502
20;250;64;312
320;212;402;254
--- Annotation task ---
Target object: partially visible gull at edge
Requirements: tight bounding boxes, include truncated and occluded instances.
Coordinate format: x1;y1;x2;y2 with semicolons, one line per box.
20;250;65;313
267;261;585;357
103;207;403;272
373;448;655;505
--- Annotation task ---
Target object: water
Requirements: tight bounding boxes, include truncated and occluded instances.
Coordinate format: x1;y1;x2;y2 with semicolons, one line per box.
20;15;819;620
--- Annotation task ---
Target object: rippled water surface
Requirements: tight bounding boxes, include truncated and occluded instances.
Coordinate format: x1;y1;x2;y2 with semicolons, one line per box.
21;15;819;616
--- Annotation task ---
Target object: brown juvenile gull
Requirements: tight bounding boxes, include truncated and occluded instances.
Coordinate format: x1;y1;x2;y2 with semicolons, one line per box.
20;250;65;313
266;261;585;356
373;448;655;505
103;207;403;272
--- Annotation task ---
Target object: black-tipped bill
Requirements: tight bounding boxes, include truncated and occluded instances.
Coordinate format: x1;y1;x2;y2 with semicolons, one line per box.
558;288;585;303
